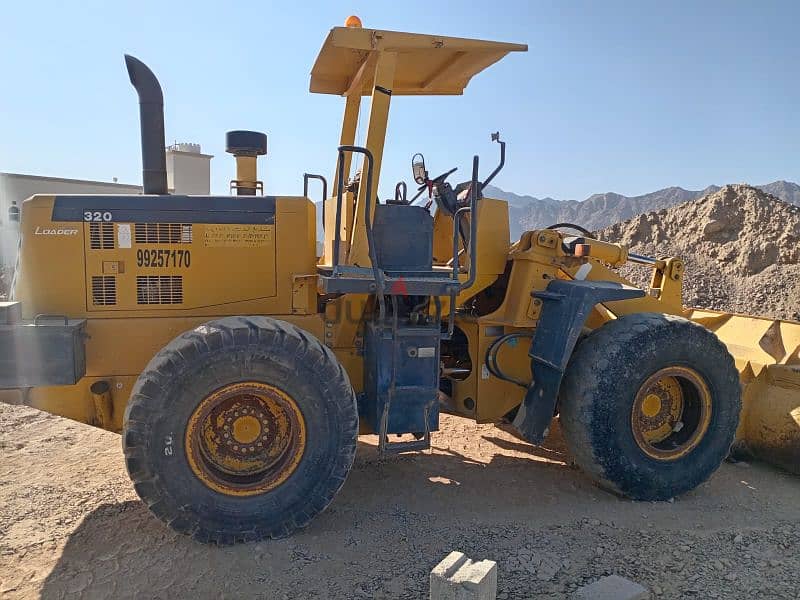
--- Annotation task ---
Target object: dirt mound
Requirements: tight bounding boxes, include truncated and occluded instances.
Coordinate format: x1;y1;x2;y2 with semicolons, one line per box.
598;184;800;320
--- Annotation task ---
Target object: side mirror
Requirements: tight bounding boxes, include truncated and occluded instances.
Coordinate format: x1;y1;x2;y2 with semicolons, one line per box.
412;153;427;185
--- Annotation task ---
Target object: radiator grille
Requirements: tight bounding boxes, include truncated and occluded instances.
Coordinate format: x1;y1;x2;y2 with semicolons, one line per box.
91;276;117;305
89;223;115;249
135;223;192;244
137;276;184;305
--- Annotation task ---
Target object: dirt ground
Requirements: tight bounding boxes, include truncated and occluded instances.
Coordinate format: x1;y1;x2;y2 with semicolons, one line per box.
1;404;799;599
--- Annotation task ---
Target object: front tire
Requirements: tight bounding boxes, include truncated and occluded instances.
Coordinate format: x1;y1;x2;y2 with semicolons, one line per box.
559;313;740;500
123;316;358;544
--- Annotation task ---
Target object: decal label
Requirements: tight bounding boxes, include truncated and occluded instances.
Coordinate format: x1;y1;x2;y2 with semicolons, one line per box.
34;226;79;236
83;210;113;222
203;225;274;248
117;224;132;249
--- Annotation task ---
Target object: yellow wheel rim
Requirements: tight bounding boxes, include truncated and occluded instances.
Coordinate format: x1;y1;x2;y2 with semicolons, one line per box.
185;381;306;496
631;367;712;461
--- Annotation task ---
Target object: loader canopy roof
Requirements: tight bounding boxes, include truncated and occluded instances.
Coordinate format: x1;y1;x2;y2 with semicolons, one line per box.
310;26;528;96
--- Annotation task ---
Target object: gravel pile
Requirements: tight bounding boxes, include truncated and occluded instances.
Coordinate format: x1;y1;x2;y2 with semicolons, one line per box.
598;184;800;320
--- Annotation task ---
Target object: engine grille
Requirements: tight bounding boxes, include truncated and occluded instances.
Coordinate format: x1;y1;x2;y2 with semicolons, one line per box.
135;223;192;244
89;223;115;249
137;276;184;305
91;276;117;306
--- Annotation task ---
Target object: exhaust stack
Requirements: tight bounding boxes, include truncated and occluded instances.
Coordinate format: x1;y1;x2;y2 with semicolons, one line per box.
124;55;168;195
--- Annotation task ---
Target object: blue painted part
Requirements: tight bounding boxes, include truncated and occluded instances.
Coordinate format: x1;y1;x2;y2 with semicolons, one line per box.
513;279;646;444
372;204;433;272
52;195;277;224
362;321;440;435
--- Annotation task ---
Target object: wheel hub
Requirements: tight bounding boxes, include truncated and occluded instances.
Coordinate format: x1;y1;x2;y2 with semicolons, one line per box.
232;414;262;445
640;393;663;418
631;367;712;461
186;381;306;496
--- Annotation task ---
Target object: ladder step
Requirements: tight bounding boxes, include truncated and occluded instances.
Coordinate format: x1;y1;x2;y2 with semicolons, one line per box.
390;385;436;394
379;437;430;455
391;327;440;337
378;400;433;456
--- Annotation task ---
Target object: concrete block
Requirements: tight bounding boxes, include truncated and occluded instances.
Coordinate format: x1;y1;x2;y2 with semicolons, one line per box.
430;551;497;600
572;575;650;600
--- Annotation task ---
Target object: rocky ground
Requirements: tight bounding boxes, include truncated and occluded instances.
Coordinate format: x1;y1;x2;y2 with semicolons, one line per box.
598;184;800;321
1;404;799;599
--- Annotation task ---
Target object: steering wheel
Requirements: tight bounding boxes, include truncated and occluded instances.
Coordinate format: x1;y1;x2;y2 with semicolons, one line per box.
417;167;458;192
415;167;459;214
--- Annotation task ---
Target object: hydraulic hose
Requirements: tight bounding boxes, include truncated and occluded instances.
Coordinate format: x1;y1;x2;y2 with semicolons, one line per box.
485;331;534;388
546;222;594;238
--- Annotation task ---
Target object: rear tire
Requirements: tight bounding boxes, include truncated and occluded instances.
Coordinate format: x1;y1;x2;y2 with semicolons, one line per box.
559;313;740;500
123;316;358;544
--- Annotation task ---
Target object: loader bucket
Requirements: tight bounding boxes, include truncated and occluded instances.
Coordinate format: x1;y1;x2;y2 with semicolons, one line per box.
686;309;800;474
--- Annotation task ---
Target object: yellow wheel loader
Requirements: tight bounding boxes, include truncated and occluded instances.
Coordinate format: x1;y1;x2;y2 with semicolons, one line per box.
1;19;798;544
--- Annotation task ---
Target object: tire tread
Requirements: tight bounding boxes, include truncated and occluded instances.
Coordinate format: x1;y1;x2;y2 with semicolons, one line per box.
122;316;358;544
559;313;740;500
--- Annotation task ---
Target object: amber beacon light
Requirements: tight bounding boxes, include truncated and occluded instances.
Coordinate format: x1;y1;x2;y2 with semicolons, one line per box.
345;15;363;28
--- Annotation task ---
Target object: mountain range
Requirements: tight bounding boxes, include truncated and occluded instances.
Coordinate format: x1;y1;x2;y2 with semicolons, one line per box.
485;180;800;240
313;180;800;242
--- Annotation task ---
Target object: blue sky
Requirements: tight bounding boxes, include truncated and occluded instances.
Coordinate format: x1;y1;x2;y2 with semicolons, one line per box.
1;1;798;200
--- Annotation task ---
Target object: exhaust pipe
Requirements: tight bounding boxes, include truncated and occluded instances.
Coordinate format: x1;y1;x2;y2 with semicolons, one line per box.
124;55;168;195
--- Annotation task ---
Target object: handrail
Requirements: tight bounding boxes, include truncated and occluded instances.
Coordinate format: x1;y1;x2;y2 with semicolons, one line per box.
333;153;347;271
329;149;480;332
334;145;386;321
303;173;328;232
462;155;480;291
452;207;471;280
444;154;480;339
450;156;480;290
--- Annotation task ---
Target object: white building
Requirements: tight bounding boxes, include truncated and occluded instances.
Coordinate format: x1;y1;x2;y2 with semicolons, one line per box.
166;143;214;195
0;144;213;267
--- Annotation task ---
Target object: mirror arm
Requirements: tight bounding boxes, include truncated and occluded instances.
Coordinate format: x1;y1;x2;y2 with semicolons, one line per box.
481;131;506;187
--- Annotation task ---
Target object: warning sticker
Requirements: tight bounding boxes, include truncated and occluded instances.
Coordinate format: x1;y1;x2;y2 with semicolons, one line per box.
204;225;274;248
117;223;132;248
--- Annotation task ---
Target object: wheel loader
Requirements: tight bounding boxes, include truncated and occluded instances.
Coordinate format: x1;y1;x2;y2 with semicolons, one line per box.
1;19;798;545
